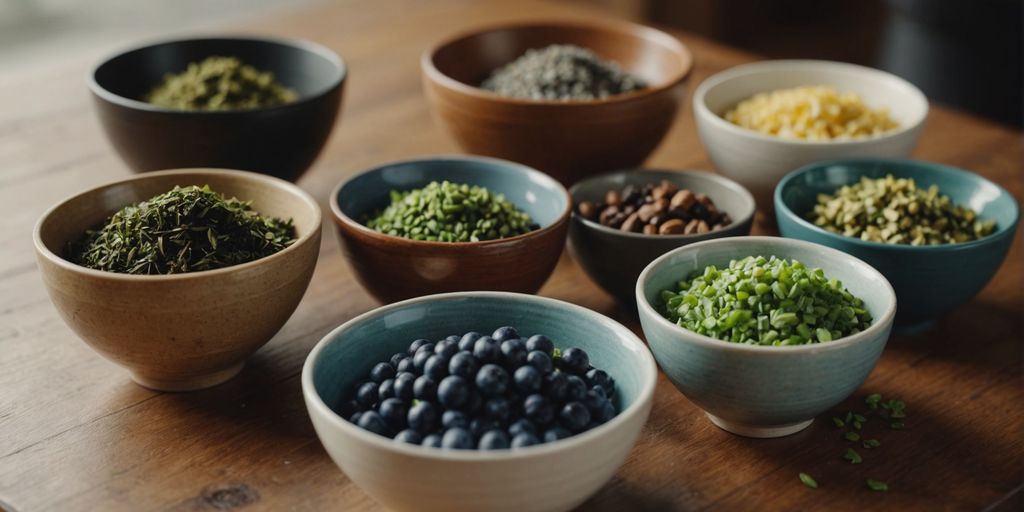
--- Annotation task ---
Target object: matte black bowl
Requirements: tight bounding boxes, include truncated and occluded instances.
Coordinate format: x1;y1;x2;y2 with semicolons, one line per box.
89;36;346;182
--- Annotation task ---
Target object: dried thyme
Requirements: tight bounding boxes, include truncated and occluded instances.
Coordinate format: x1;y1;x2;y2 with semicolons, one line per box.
68;185;295;274
145;56;298;111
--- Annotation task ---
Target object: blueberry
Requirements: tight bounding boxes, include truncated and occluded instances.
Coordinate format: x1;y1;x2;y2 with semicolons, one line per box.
559;347;590;375
598;401;617;423
444;334;462;344
389;352;407;367
484;397;512;424
396;357;415;374
438;375;469;409
526;351;553;374
379;398;408;430
441;428;474;449
459;331;483;351
376;379;395;401
394;429;422;444
448;351;478;379
523;394;554;425
393;372;416;402
513;365;543;393
470;417;500;438
508;418;536;437
559;401;591;432
510;432;540;449
413;375;438;401
500;339;527;368
525;335;554;356
355;381;378;408
434;339;460;359
478;430;510;450
370;362;396;383
407;401;438;433
472;336;501;364
357;411;390;437
408;338;430;354
543;372;568;402
584;386;608;414
475;364;510;396
566;375;587;401
585;368;610;390
491;326;519;342
341;399;362;417
602;376;616;396
350;411;363;425
442;410;468;430
464;390;483;414
413;349;433;374
422;434;443;448
543;427;572;443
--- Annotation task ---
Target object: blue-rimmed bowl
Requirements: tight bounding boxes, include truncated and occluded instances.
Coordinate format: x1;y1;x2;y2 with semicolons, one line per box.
302;292;657;512
637;236;896;438
775;159;1019;332
330;155;570;303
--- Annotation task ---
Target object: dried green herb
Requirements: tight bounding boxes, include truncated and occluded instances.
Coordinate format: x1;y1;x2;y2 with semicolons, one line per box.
843;447;863;464
832;417;845;428
865;393;882;409
145;56;298;111
799;472;818;489
863;439;881;449
866;479;889;491
844;431;861;442
68;185;295;274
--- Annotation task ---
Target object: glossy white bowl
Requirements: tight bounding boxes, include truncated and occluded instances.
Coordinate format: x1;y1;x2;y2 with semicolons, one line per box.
302;292;658;512
693;60;928;211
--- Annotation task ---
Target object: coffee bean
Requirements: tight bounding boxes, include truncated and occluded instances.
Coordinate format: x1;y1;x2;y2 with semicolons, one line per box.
659;219;686;234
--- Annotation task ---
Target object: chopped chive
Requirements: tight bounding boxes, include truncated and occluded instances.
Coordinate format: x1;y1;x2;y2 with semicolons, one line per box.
866;479;889;491
863;439;881;448
799;472;818;489
832;417;845;428
890;421;904;430
853;420;863;430
853;414;867;423
844;412;853;424
865;393;882;409
843;447;863;464
844;431;861;442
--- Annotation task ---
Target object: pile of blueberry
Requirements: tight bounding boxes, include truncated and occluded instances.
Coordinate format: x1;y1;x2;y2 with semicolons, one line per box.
340;326;618;450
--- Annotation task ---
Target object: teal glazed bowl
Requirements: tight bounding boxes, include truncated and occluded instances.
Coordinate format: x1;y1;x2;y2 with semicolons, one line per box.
303;292;657;512
568;169;755;306
775;159;1019;332
636;237;896;438
330;155;570;303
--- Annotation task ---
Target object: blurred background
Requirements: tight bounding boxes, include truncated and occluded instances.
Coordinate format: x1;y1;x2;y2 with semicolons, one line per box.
2;0;1021;127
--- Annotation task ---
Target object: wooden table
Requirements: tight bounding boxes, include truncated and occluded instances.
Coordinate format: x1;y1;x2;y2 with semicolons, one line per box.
1;0;1021;510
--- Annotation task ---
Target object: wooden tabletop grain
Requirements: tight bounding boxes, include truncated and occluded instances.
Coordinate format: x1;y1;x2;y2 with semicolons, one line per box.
1;0;1021;510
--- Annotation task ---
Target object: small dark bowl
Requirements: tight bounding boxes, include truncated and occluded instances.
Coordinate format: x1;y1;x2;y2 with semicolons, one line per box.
330;155;571;303
89;36;346;182
569;169;755;306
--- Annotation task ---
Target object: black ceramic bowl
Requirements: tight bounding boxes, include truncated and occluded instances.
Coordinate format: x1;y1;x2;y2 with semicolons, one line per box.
89;36;346;182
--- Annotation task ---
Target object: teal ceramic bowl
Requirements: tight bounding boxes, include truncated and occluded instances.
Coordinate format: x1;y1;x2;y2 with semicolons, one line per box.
775;159;1019;332
636;236;896;438
330;155;570;303
303;292;657;512
568;169;755;307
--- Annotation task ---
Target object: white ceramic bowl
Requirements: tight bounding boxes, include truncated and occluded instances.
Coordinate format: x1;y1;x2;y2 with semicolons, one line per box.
302;292;658;512
693;60;928;211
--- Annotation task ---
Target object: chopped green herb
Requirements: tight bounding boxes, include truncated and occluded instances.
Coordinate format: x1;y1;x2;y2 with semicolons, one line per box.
799;472;818;489
866;479;889;491
843;447;863;464
890;421;905;430
854;414;867;423
844;431;861;442
865;393;882;409
844;412;854;424
832;417;846;428
863;439;881;448
853;420;863;430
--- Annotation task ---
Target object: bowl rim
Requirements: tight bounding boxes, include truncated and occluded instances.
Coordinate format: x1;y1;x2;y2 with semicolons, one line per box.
693;59;929;146
88;35;347;115
636;236;897;354
301;291;659;461
32;168;322;282
568;168;757;240
421;19;694;107
774;158;1022;253
329;154;572;248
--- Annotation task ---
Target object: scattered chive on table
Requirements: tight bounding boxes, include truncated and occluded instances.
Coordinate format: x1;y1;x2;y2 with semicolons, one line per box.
0;0;1020;510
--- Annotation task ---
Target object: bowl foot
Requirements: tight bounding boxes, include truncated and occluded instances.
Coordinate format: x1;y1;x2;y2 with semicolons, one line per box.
706;413;813;438
893;319;936;335
131;363;245;392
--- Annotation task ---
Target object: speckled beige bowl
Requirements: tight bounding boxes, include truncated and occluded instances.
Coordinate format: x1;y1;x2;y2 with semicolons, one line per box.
33;169;321;391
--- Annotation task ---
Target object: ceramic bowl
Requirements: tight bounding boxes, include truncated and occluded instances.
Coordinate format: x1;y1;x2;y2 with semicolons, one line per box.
775;159;1020;332
693;59;928;211
568;169;755;306
303;291;657;512
330;155;570;303
33;169;322;391
89;36;346;182
422;20;693;185
636;236;896;438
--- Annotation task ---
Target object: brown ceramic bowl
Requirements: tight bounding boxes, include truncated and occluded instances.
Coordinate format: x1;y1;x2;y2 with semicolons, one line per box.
33;169;322;391
421;20;693;186
330;155;570;303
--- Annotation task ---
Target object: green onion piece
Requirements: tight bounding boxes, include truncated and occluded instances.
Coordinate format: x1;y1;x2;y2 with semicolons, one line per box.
866;479;889;491
832;417;845;428
843;431;861;442
863;439;881;448
799;472;818;489
843;448;863;464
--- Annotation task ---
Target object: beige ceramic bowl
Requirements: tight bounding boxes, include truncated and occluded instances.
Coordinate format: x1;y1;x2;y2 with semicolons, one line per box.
34;169;322;391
